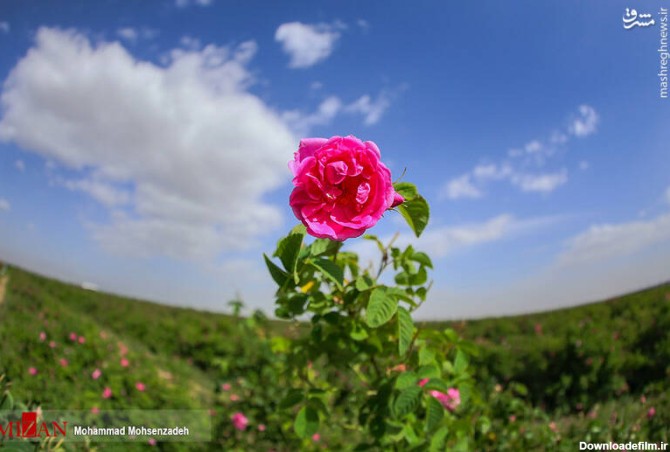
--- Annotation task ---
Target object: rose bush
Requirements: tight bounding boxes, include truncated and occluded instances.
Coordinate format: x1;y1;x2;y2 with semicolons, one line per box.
289;136;404;241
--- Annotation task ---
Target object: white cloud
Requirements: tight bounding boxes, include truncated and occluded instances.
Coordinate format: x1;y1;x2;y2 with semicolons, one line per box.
0;198;10;212
15;160;25;172
578;160;589;171
0;27;296;261
473;163;512;181
275;22;341;68
559;213;670;265
62;177;130;207
0;22;9;34
175;0;212;7
569;104;599;137
511;170;568;193
116;27;157;43
282;91;394;134
117;27;138;42
442;174;482;200
665;186;670;205
345;92;391;125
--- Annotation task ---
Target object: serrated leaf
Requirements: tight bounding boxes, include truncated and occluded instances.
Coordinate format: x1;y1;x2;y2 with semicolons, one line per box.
294;405;319;438
310;258;344;290
264;254;288;287
397;307;414;356
395;371;418;390
410;251;433;268
397;196;430;238
366;288;398;328
393;182;418;200
309;238;331;256
426;396;444;432
393;386;422;418
423;378;449;393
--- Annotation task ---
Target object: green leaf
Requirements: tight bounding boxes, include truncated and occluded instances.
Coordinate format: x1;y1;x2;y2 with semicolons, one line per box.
397;307;414;356
263;254;289;287
310;258;344;290
416;364;441;380
0;391;14;410
410;251;433;268
355;275;374;291
419;347;436;366
454;349;469;374
349;322;369;341
294;405;319;438
394;371;418;390
393;182;418;200
423;378;449;393
429;426;449;452
275;231;304;281
309;238;332;256
397;195;430;238
426;396;444;432
279;389;304;409
393;386;422;418
366;288;398;328
410;266;428;286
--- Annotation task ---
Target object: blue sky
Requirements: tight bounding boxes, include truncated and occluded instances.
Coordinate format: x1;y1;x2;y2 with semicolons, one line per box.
0;0;669;319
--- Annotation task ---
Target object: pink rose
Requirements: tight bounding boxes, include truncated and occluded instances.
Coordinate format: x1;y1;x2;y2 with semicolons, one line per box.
231;412;248;431
102;387;112;399
647;407;656;419
92;368;102;380
136;382;146;392
429;388;461;412
289;136;404;241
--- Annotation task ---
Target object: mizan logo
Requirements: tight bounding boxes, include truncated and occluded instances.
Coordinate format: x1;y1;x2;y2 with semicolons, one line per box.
0;412;68;439
623;8;655;29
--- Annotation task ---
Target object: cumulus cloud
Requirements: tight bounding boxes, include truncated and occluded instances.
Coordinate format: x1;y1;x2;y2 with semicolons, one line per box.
511;170;568;193
441;174;482;200
283;91;393;134
275;22;342;68
559;213;670;265
0;198;10;212
441;105;598;200
0;27;296;260
569;104;599;137
345;92;391;125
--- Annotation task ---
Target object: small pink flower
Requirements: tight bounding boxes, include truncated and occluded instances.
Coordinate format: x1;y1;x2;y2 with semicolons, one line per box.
148;438;156;446
230;394;240;402
534;323;543;335
647;407;656;419
231;412;248;431
28;367;38;376
91;406;100;414
640;395;647;404
509;415;516;423
49;341;56;348
59;358;68;367
136;382;146;392
549;421;558;432
92;368;102;380
120;358;129;367
78;336;86;344
221;383;231;391
258;424;266;432
102;387;112;399
312;433;321;442
418;378;429;387
69;332;77;341
429;388;460;412
39;332;47;341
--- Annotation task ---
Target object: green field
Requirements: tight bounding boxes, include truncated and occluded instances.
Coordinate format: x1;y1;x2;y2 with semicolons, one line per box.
1;264;668;450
